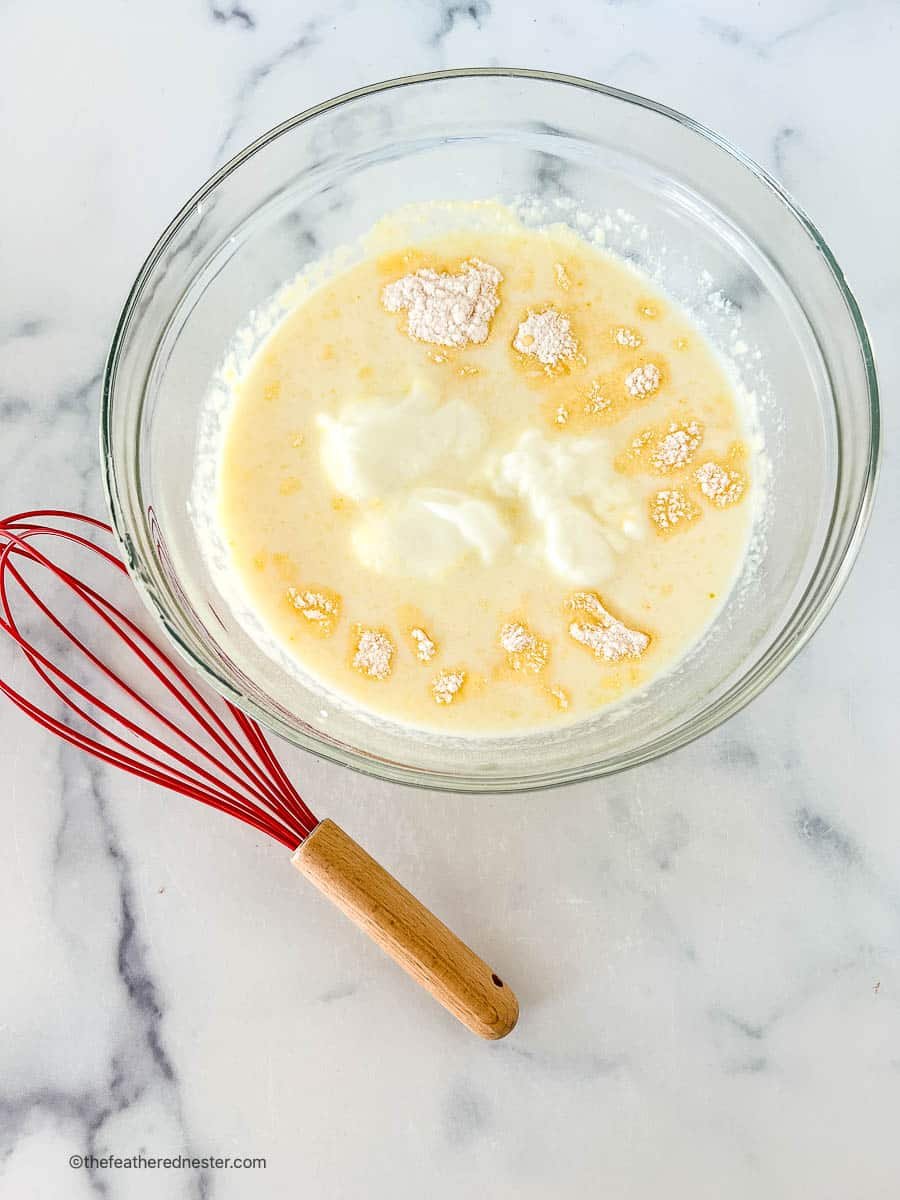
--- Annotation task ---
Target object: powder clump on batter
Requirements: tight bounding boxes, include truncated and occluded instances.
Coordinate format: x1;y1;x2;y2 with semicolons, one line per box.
432;669;466;705
625;363;661;399
566;591;650;663
287;587;341;637
583;381;613;416
616;429;654;471
613;326;642;349
500;621;549;674
695;460;746;508
410;627;437;662
513;307;578;368
382;258;502;348
353;629;395;680
650;421;703;472
620;420;704;475
649;489;700;534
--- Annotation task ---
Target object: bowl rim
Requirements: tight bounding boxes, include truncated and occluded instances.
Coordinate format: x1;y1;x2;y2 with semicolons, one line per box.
101;67;881;794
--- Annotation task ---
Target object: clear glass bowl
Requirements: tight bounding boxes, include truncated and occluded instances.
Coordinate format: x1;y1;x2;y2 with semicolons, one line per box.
102;69;879;793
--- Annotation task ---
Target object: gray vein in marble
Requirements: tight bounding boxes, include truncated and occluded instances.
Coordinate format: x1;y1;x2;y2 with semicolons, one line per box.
429;1;492;49
772;126;800;179
525;120;578;209
0;1087;109;1190
708;953;876;1074
712;1009;767;1041
702;19;748;47
210;2;256;29
723;1055;768;1074
716;740;760;770
133;214;215;346
795;806;861;867
54;367;105;418
442;1080;489;1147
605;794;695;883
0;317;49;342
283;210;321;255
651;810;691;872
0;395;30;422
0;362;104;510
59;367;106;510
316;981;358;1003
35;751;209;1198
700;4;842;58
707;1009;776;1079
759;3;844;51
214;17;326;162
601;49;656;81
505;1044;626;1082
71;757;174;1065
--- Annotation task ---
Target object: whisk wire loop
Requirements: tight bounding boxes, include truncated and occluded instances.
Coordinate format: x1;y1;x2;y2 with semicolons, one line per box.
0;510;318;850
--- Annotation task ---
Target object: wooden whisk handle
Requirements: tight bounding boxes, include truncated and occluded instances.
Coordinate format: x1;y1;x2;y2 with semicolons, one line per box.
292;820;518;1040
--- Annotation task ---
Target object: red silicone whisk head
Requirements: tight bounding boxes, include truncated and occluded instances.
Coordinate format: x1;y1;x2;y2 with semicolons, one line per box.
0;510;317;850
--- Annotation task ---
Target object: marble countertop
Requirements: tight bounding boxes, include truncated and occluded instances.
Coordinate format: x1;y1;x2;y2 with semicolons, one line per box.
1;3;898;1197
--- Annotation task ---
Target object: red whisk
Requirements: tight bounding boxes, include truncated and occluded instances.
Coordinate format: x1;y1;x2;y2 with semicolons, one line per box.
0;510;517;1039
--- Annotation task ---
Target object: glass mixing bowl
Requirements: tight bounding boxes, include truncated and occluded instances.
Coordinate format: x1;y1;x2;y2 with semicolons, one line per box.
102;69;879;793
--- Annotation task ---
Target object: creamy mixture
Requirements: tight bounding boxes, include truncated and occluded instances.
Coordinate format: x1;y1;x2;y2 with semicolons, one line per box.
217;208;753;733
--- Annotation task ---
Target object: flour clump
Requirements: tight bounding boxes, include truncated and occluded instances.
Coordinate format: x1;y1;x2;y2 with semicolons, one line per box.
382;259;502;347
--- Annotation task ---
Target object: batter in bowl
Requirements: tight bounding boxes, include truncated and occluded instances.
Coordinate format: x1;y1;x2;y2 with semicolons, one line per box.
216;206;754;733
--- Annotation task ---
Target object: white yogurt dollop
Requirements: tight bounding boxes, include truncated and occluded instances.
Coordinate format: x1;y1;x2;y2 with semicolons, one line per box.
352;489;510;579
317;382;642;584
494;430;643;585
317;382;486;502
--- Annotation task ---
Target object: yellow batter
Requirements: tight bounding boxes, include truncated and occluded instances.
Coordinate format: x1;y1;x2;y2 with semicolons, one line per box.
218;209;752;733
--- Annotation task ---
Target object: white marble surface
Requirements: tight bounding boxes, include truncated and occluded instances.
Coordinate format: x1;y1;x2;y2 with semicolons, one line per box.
1;3;898;1197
